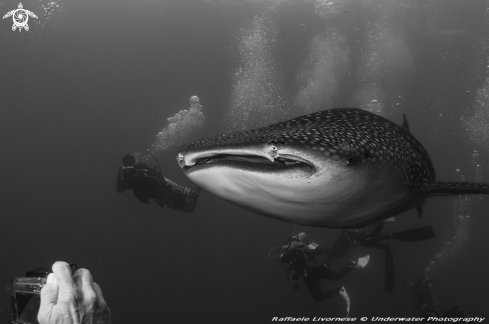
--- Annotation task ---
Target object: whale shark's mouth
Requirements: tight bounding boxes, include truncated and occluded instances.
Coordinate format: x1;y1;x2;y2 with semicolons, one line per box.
181;153;315;174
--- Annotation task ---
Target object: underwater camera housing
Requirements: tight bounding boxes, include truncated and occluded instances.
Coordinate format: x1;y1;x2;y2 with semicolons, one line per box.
8;268;51;324
8;264;77;324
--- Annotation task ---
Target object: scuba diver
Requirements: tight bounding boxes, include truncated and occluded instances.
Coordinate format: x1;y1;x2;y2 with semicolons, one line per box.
277;232;370;318
117;153;200;213
323;223;436;293
401;277;466;322
400;276;438;317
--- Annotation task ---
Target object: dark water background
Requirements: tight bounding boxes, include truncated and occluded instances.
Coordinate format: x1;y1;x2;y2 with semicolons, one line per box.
1;0;488;323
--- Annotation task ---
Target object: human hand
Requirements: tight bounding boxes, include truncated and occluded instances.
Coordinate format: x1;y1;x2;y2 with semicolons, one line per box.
38;261;111;324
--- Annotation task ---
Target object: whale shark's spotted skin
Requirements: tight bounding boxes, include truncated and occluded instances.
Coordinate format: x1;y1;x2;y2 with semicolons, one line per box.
184;108;433;193
177;108;489;228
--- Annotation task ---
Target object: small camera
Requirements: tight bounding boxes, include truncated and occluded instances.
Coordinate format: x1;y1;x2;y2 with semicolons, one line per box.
8;268;51;324
8;264;77;324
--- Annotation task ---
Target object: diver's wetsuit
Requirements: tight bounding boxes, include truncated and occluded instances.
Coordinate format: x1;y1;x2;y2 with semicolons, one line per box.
117;159;199;213
280;236;353;302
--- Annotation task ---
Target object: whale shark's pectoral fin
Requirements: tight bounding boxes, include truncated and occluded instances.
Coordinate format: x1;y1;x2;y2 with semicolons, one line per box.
420;180;489;197
401;114;410;133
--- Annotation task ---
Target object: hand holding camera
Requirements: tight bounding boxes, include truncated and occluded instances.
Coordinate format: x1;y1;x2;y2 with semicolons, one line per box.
39;261;111;324
10;261;111;324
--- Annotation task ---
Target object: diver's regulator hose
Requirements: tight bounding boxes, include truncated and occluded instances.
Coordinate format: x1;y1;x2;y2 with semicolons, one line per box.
268;245;286;257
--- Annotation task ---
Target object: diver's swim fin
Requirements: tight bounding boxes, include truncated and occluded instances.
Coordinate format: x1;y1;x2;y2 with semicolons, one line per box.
366;222;384;237
391;226;435;242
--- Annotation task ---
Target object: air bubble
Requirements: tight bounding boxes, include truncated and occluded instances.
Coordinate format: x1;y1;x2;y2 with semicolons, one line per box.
149;96;205;156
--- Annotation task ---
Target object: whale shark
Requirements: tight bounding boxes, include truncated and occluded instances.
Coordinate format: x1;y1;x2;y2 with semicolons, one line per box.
176;108;489;228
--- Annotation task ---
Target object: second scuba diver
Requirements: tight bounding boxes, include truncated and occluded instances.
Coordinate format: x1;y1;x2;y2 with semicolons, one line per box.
278;232;370;318
117;153;200;213
401;276;466;320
